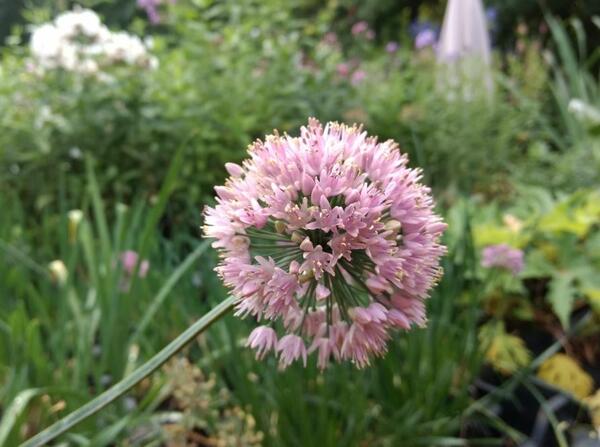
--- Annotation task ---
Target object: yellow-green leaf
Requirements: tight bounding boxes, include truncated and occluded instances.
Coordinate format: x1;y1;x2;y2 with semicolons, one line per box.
538;354;594;400
479;322;531;375
474;224;528;249
584;389;600;429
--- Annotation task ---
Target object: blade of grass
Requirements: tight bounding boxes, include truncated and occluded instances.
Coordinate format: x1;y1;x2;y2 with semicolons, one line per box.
0;388;44;446
134;132;196;275
21;295;235;447
129;239;211;344
415;438;467;446
85;156;112;269
0;240;50;278
88;414;133;446
522;379;569;447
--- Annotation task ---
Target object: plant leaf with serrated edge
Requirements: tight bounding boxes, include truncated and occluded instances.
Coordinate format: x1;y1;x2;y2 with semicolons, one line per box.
479;322;531;375
548;272;577;328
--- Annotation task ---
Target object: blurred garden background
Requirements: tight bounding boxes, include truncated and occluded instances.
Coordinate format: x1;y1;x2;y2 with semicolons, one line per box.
1;0;600;445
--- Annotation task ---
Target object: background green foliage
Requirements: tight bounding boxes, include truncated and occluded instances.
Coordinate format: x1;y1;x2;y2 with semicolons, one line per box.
1;0;600;445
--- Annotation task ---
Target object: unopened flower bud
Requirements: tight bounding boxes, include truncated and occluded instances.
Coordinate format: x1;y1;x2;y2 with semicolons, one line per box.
274;221;286;234
299;269;314;283
299;237;313;252
291;231;304;244
49;260;68;285
67;209;83;243
384;219;402;232
225;162;244;178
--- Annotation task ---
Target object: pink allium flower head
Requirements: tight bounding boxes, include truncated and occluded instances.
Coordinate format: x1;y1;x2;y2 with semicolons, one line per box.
204;119;447;369
336;62;350;77
120;250;150;278
351;69;367;85
351;21;369;36
481;244;524;276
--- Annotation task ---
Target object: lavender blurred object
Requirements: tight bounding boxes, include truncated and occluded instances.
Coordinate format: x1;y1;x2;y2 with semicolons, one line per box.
415;29;437;50
138;0;175;24
137;0;161;24
481;244;524;276
385;41;399;53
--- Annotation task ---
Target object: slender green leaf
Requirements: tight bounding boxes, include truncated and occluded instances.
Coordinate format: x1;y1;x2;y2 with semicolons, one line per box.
21;296;235;447
130;239;211;344
0;388;44;446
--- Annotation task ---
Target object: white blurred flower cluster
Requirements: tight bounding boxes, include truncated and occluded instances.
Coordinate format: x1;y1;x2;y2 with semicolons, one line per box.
29;7;157;75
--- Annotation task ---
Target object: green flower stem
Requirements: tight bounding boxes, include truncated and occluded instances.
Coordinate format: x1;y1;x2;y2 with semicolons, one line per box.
21;296;237;447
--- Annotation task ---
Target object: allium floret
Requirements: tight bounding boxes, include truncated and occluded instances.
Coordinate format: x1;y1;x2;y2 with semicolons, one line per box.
204;119;446;369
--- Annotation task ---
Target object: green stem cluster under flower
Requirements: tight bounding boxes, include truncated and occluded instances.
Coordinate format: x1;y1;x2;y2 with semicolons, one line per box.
244;220;377;326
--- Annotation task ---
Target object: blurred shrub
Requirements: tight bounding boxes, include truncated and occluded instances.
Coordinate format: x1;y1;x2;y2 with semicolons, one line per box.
160;357;263;445
326;0;600;53
3;1;587;223
486;0;600;51
354;50;544;199
0;0;349;224
540;17;600;190
0;158;220;443
473;188;600;328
